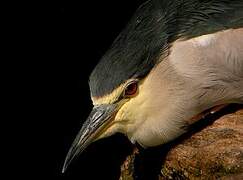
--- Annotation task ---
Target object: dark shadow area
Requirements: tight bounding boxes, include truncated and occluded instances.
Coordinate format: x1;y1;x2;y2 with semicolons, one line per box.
60;134;133;180
19;1;144;179
133;104;243;180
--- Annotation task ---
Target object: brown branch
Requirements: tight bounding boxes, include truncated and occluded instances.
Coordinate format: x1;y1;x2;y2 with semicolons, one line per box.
120;104;243;180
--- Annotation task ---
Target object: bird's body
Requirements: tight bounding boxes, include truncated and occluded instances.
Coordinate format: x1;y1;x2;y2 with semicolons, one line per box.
119;28;243;147
63;0;243;172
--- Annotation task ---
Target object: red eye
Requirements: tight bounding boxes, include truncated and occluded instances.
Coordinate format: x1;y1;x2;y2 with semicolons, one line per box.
125;82;138;96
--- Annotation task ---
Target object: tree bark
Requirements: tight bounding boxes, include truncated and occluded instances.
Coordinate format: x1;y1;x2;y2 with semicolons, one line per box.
120;104;243;180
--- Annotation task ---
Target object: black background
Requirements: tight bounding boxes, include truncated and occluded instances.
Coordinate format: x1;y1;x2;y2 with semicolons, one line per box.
13;0;145;179
6;1;243;179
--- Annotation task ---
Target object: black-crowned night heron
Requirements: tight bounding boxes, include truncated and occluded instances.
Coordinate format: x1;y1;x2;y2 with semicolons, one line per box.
62;0;243;173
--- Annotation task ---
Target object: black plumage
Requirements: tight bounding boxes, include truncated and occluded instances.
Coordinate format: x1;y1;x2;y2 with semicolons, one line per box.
89;0;243;97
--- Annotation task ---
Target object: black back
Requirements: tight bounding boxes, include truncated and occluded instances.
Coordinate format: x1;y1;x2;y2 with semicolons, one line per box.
89;0;243;97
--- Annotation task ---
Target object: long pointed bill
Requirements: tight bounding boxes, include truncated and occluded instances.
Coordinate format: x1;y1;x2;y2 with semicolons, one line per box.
62;104;118;173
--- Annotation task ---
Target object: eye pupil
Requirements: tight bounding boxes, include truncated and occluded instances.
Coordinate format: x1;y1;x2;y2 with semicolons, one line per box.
125;82;137;96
